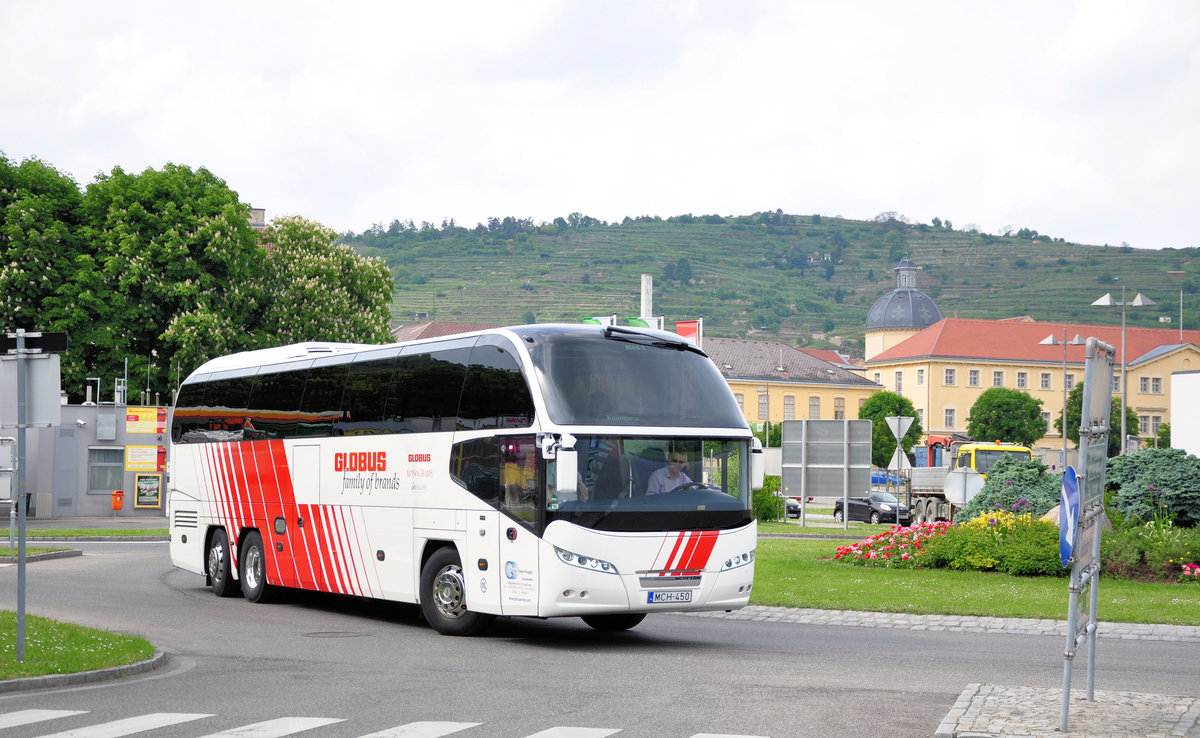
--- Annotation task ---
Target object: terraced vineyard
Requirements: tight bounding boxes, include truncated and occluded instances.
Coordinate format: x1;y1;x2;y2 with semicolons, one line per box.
342;213;1198;355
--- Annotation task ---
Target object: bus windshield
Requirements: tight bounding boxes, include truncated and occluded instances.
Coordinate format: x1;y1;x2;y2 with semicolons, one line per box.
521;327;747;428
547;435;753;532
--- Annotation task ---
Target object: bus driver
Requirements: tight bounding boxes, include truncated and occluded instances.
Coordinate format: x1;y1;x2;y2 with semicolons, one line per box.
646;451;692;494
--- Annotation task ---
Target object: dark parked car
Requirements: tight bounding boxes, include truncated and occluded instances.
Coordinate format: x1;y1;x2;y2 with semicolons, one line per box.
784;496;801;518
833;490;911;526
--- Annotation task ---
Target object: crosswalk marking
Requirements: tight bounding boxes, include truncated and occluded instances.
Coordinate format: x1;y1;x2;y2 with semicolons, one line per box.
195;717;347;737
0;710;88;730
525;729;621;738
356;721;481;737
33;712;215;738
0;710;765;737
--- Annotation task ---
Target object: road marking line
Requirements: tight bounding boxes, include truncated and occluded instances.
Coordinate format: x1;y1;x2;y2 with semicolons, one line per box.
195;717;347;737
355;722;481;737
33;712;215;738
0;710;88;729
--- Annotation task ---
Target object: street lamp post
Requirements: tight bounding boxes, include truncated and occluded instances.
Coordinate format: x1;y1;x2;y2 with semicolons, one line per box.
1039;331;1085;468
1092;286;1154;454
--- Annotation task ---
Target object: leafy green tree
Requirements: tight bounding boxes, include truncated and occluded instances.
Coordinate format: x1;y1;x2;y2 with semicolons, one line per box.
0;154;83;331
249;215;392;346
857;391;922;468
1054;383;1139;457
1155;422;1170;448
47;164;264;400
966;387;1046;446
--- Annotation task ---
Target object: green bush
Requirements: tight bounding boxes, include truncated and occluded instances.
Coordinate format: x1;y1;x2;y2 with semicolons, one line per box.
1106;448;1200;527
1100;517;1200;580
961;456;1060;520
917;511;1067;577
753;475;783;522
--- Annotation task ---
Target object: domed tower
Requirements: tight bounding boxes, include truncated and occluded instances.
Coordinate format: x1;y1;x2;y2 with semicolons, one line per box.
864;258;944;360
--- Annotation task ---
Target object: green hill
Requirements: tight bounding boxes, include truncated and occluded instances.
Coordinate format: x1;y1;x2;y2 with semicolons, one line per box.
341;212;1199;358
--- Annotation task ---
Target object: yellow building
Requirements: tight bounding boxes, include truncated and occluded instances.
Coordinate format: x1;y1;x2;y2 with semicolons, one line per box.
863;317;1200;459
703;337;882;425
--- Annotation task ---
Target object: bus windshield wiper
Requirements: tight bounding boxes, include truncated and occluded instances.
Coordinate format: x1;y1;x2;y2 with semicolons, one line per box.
603;325;706;356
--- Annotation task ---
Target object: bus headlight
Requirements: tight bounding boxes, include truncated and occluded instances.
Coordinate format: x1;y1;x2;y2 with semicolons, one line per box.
554;546;619;575
720;550;755;571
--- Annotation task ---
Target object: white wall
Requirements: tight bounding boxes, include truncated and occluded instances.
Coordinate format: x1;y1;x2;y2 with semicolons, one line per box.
1171;371;1200;457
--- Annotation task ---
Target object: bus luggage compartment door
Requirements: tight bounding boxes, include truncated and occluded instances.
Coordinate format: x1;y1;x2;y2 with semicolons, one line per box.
464;510;502;614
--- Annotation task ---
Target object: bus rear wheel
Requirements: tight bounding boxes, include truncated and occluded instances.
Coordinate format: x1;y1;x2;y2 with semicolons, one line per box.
420;547;494;636
582;613;646;632
207;529;238;597
239;530;275;603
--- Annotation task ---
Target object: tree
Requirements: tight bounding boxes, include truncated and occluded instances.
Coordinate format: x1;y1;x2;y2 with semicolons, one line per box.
1054;383;1139;457
57;164;265;399
0;154;83;332
966;387;1046;446
1155;422;1171;448
857;391;923;468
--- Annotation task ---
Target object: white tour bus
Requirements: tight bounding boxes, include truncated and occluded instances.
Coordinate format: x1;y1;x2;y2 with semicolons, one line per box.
168;324;762;635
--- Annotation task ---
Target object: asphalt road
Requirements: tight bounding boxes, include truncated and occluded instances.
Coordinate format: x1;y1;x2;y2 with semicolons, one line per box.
0;540;1196;737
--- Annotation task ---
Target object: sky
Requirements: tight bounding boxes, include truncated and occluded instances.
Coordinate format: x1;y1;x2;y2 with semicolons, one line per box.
2;1;1198;249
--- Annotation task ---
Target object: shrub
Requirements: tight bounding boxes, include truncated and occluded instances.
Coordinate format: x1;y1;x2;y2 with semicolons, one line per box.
918;511;1067;577
961;456;1060;520
1106;448;1200;527
753;475;783;522
1100;517;1200;580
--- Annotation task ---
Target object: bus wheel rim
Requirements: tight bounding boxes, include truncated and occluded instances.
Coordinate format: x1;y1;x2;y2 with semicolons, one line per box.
432;565;466;619
244;546;262;590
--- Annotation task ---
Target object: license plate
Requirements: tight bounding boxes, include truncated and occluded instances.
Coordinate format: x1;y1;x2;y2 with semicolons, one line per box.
647;590;692;604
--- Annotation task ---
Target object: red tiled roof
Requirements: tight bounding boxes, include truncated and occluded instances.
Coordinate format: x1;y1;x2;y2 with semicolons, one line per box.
797;347;857;367
865;318;1200;367
390;322;499;342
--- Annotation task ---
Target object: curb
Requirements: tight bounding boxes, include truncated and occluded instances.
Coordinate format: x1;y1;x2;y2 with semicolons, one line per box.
0;549;83;564
0;649;168;694
25;536;168;542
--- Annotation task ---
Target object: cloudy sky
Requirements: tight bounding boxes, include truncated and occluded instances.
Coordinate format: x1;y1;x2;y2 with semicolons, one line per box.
3;1;1197;248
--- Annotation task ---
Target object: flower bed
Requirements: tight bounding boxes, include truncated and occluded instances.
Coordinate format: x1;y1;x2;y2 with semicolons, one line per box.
833;521;953;569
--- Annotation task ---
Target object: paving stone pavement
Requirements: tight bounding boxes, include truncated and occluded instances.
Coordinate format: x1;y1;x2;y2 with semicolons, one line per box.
688;607;1200;737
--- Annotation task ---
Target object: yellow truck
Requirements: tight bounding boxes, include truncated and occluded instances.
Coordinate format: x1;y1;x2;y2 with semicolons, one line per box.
908;440;1033;522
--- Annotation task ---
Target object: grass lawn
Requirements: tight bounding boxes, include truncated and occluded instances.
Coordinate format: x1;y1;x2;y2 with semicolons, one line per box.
752;537;1200;626
26;529;168;538
0;612;154;680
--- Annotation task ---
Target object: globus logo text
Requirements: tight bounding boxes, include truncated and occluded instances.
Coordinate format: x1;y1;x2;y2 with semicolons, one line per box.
334;451;387;472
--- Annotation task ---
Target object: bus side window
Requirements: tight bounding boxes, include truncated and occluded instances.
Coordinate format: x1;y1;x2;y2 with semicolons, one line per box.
452;435;539;529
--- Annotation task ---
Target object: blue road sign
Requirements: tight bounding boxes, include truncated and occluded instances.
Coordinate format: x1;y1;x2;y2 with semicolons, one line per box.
1060;466;1080;568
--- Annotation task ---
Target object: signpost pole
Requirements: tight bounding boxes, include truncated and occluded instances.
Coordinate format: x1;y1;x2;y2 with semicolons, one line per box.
14;330;27;662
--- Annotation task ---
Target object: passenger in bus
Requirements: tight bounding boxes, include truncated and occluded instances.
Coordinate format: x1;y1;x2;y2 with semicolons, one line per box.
646;451;692;494
581;439;627;500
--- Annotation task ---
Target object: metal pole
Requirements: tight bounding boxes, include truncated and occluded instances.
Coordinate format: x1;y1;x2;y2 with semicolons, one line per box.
1061;329;1068;467
1120;285;1127;455
15;330;27;662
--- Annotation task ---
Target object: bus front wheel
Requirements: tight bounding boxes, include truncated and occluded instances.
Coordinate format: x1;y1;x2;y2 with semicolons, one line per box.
582;613;646;632
239;530;275;603
420;547;494;636
207;529;238;598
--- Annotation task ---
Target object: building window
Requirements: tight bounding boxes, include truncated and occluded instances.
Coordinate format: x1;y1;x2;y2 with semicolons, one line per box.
1041;411;1051;425
917;369;925;385
993;370;1003;387
1113;374;1120;392
1139;415;1149;435
1016;371;1028;389
1152;377;1162;394
1152;416;1162;435
783;395;795;420
809;396;821;420
944;368;956;385
895;371;903;394
834;397;845;420
1065;374;1075;391
968;369;980;387
757;393;768;421
1139;377;1149;393
944;408;955;428
859;397;867;411
874;372;881;384
1040;372;1052;390
735;393;744;414
917;408;924;426
87;447;124;494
